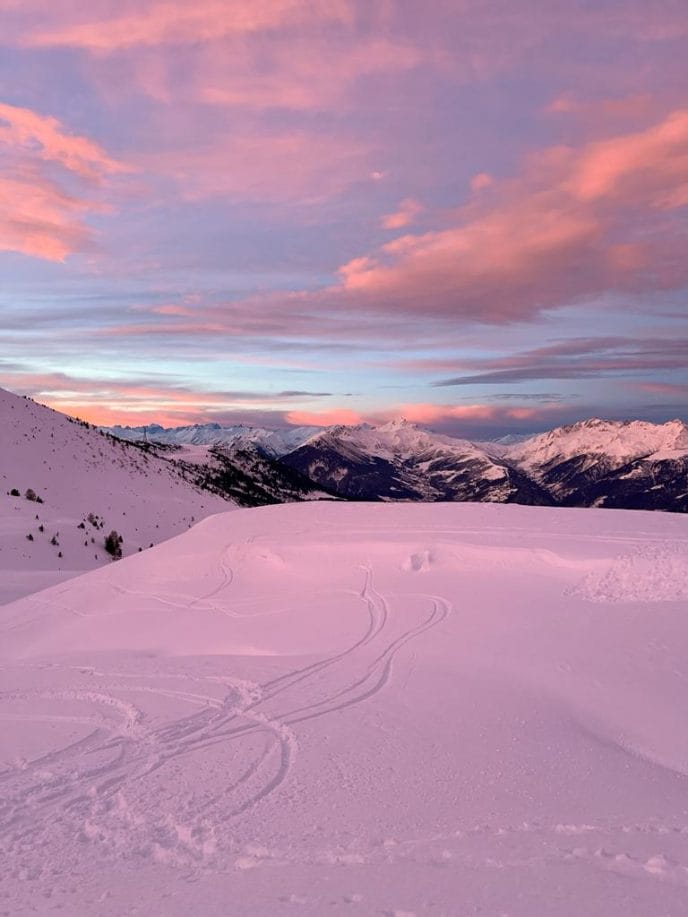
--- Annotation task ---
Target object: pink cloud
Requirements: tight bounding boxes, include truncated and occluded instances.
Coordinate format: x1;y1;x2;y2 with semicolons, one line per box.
469;172;493;192
286;408;364;427
144;130;372;204
23;1;354;51
338;197;604;320
546;92;655;124
193;38;422;112
381;198;423;230
0;170;97;260
150;304;198;317
0;101;128;179
330;107;688;321
3;370;333;426
566;109;688;208
381;403;539;425
633;381;688;395
0;101;130;260
286;401;568;435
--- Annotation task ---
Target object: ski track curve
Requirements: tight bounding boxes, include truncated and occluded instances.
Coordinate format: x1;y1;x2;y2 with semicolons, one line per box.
0;559;452;871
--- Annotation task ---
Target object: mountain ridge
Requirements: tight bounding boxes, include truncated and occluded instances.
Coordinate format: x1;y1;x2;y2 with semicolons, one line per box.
16;403;688;517
103;413;688;511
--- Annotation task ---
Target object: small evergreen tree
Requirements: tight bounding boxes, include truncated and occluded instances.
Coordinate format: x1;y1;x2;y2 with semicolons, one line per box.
104;530;123;559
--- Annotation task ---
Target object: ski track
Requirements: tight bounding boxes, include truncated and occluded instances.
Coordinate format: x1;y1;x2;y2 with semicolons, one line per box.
188;542;235;608
0;561;450;871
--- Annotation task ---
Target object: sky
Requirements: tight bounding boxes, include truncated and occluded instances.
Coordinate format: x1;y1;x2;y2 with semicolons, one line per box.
1;0;687;438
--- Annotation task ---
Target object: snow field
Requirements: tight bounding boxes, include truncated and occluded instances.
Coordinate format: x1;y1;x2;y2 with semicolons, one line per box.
1;501;688;915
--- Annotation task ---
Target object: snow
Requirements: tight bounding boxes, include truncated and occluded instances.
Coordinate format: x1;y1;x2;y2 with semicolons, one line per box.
2;500;688;915
107;416;688;504
509;417;688;468
107;416;688;471
107;422;319;458
303;419;487;463
0;388;230;604
170;444;216;465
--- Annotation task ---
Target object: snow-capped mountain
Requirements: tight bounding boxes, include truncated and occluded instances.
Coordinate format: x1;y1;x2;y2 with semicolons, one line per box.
506;418;688;510
107;421;319;457
281;419;551;504
280;417;688;511
507;417;688;468
105;414;688;512
0;387;230;603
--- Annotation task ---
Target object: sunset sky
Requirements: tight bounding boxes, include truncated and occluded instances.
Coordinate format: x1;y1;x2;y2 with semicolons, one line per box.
1;0;687;436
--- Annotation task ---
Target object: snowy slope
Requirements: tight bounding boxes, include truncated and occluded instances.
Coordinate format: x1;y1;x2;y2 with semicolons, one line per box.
2;501;688;915
108;421;319;457
0;388;230;604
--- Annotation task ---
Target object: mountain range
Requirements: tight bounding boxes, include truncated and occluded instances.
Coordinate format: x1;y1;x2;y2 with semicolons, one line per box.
108;415;688;512
3;383;686;605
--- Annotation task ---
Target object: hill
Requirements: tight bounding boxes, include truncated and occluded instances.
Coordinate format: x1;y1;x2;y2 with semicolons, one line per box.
0;387;230;603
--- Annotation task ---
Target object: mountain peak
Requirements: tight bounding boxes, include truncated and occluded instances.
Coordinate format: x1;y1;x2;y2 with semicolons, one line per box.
378;417;417;432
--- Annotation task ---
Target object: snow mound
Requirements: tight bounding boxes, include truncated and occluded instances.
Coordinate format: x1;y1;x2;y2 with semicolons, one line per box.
571;541;688;603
